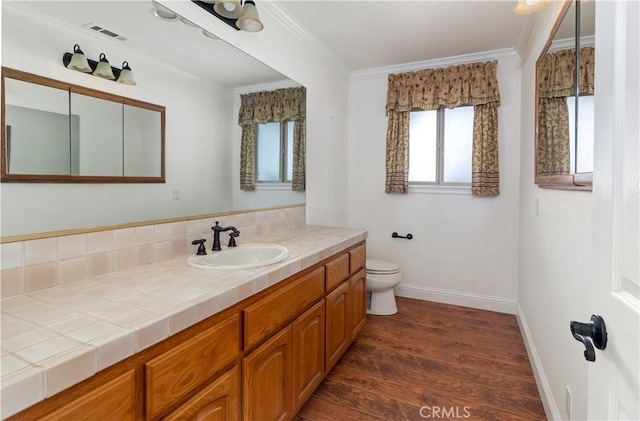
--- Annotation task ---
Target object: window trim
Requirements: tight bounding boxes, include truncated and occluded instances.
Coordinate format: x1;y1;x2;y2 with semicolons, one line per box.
408;106;473;187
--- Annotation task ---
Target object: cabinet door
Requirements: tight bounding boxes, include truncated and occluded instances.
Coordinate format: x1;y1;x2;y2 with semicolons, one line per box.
163;365;240;421
348;268;367;340
243;326;293;421
325;281;349;371
292;300;325;412
39;369;138;421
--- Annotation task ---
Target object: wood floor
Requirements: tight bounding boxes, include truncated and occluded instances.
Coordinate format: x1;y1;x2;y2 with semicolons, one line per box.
296;297;546;421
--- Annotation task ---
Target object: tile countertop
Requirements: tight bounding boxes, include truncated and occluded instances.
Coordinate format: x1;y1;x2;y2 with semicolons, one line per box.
0;225;368;419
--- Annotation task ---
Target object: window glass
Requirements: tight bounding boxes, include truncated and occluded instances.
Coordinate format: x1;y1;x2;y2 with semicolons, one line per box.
409;110;437;183
256;122;281;181
443;106;473;183
567;95;595;173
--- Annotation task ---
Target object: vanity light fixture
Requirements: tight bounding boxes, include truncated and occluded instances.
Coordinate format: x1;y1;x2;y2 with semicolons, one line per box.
514;0;550;15
192;0;264;32
116;62;137;85
62;45;137;85
92;53;116;80
65;44;92;73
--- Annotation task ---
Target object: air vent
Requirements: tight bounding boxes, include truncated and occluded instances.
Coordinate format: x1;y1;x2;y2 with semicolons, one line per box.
83;22;128;41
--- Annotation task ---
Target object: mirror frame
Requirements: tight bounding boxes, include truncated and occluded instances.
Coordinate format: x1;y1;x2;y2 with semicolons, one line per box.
1;67;166;183
534;0;593;191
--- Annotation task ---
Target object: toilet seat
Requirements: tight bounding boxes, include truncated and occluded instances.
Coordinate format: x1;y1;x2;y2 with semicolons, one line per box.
366;259;400;275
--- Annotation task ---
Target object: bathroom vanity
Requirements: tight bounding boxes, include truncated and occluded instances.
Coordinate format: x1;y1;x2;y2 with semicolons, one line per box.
2;227;367;421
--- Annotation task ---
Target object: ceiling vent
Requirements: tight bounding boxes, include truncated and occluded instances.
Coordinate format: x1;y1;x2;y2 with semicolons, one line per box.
82;23;128;41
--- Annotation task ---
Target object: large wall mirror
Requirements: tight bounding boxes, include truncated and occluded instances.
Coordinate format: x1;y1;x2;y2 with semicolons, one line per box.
535;0;595;190
2;67;165;182
1;1;305;238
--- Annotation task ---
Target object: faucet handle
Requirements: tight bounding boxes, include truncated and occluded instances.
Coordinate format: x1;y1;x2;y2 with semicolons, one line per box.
228;233;237;248
191;239;207;255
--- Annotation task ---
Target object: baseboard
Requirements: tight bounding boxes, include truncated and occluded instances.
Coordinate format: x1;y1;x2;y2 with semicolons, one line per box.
516;303;560;421
394;283;517;314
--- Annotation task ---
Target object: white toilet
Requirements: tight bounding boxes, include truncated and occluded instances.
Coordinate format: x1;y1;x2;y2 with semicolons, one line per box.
366;259;402;315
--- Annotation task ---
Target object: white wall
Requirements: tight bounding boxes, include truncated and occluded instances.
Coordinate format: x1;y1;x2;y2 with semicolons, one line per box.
516;3;594;420
1;5;236;237
346;57;522;313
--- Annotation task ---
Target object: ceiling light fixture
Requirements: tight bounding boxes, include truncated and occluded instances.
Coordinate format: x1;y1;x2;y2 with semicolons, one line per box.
62;45;137;85
192;0;264;32
514;0;550;15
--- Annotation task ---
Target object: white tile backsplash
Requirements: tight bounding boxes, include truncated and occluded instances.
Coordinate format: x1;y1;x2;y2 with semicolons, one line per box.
25;238;57;265
1;242;23;269
58;234;86;260
87;231;112;254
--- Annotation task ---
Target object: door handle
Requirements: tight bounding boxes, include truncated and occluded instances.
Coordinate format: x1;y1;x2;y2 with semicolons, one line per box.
570;314;607;362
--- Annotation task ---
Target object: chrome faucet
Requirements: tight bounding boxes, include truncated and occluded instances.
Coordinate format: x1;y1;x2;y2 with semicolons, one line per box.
211;221;240;251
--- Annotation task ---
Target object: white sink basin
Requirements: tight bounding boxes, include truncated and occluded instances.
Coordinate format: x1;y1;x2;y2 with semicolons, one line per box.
186;243;289;270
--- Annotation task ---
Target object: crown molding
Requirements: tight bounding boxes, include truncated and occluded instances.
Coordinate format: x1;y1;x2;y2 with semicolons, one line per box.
351;47;521;80
1;1;219;87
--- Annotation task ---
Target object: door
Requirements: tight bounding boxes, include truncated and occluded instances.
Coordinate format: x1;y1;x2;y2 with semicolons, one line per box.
588;1;639;419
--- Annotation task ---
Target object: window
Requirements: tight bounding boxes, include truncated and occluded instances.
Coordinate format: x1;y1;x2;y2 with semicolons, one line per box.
256;121;294;183
408;106;474;185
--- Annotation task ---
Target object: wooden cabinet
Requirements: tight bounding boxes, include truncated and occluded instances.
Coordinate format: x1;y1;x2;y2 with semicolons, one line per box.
10;241;367;421
348;268;367;340
292;301;325;412
325;281;350;371
243;326;294;421
145;314;241;420
163;365;240;421
39;369;138;421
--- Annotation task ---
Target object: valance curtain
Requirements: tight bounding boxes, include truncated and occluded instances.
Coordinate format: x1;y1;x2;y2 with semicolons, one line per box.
536;46;594;176
238;86;306;191
385;60;501;196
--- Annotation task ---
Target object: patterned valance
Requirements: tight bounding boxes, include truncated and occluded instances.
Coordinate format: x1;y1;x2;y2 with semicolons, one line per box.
238;86;306;125
386;60;500;114
538;46;595;98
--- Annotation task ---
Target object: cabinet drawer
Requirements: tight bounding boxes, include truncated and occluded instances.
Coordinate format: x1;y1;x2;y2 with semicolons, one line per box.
244;267;325;349
325;253;350;291
349;244;366;274
145;313;241;420
39;369;138;421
